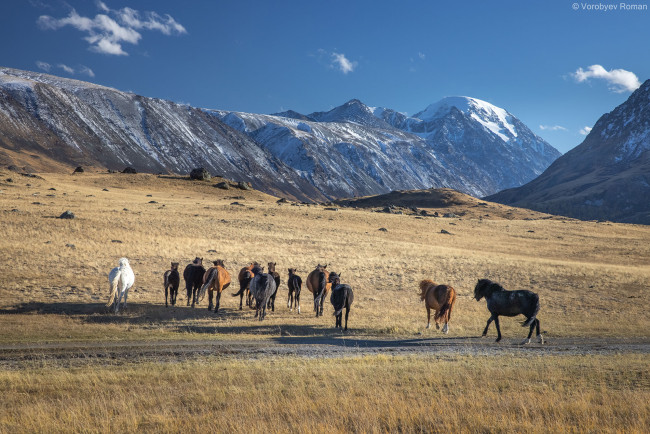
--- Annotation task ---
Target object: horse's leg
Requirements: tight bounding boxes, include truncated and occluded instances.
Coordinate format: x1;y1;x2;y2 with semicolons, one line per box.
521;317;536;345
288;289;292;310
482;314;495;337
165;285;169;308
344;307;350;331
208;288;214;311
296;291;300;314
186;284;191;306
214;289;221;314
494;316;502;342
426;306;431;329
536;319;544;344
442;321;449;334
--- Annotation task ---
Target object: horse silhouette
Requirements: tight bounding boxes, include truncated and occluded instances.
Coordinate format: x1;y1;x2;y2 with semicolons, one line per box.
106;257;134;313
418;279;456;333
287;268;302;313
307;264;330;317
183;257;205;307
232;263;258;310
328;272;353;330
249;264;276;321
199;260;231;313
267;262;281;312
474;279;544;344
163;262;180;307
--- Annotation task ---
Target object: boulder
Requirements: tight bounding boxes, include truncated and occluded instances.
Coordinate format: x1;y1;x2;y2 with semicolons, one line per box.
190;167;211;181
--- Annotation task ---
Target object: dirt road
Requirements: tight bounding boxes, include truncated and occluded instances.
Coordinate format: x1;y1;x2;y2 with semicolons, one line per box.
1;336;648;369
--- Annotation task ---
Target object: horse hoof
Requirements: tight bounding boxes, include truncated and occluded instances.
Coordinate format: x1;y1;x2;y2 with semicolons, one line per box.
442;325;449;334
495;337;501;343
538;335;545;344
426;324;430;329
435;323;440;330
521;339;530;345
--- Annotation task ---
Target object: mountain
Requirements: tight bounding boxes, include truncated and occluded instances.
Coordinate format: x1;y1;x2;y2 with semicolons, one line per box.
219;97;561;198
0;66;561;201
487;80;650;224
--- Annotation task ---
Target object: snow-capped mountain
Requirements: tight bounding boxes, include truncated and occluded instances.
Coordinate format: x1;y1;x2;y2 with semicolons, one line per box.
488;79;650;224
0;66;560;201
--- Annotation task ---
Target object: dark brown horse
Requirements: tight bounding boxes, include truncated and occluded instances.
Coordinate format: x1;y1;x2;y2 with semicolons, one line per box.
287;268;302;313
183;257;205;307
232;263;259;310
418;280;457;334
267;262;281;312
306;264;331;317
163;262;180;307
199;260;231;313
329;272;354;330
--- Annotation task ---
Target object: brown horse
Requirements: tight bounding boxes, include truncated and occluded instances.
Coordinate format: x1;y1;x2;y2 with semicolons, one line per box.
419;279;457;333
267;262;281;311
200;260;231;313
306;264;331;317
232;262;258;310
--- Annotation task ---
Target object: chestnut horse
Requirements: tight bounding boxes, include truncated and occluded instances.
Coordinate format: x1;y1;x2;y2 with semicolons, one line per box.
306;264;331;317
418;279;457;334
199;260;231;313
232;262;258;310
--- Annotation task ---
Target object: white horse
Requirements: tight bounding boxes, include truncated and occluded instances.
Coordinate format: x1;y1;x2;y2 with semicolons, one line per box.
106;257;135;313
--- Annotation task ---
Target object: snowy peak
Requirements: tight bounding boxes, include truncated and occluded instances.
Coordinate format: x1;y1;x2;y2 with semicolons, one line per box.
308;99;392;128
415;96;518;141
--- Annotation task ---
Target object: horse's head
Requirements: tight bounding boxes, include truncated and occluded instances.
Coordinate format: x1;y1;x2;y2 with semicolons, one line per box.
213;259;225;267
171;262;179;270
193;257;203;266
328;272;340;286
252;265;264;275
288;268;296;275
474;279;498;301
118;257;130;268
268;262;276;273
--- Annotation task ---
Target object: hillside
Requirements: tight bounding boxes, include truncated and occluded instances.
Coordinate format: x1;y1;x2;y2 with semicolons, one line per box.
488;79;650;225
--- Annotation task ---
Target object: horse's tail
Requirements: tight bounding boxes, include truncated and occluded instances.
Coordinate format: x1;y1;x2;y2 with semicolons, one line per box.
522;293;540;327
106;270;121;308
232;286;245;297
199;268;216;301
419;280;434;301
332;287;348;317
434;287;456;323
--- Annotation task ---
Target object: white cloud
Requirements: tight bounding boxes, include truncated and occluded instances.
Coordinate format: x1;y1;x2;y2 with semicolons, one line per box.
418;52;426;60
36;61;51;72
579;126;593;135
57;63;75;74
540;124;567;131
79;65;95;77
37;3;186;56
572;64;641;93
331;52;357;74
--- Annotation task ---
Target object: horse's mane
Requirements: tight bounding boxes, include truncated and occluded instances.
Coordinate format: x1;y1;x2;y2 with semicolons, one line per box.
475;279;505;298
419;279;437;301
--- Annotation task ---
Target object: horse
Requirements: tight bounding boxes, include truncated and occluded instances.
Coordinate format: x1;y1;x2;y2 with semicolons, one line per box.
306;264;331;317
287;268;302;313
106;257;135;313
474;279;544;345
163;262;180;307
267;262;281;312
328;272;354;330
249;264;276;321
418;279;457;334
232;263;258;310
199;260;231;313
183;257;206;307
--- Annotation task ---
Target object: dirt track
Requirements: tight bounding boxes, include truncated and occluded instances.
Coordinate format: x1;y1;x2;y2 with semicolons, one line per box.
1;336;648;369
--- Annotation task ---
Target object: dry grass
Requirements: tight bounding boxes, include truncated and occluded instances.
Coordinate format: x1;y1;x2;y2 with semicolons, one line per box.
1;353;648;433
0;170;649;342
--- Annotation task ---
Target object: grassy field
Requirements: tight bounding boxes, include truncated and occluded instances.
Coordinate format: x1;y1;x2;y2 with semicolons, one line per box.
1;169;649;432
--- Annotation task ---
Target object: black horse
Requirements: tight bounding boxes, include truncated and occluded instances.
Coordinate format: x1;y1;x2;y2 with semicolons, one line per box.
249;265;276;321
183;257;206;307
267;262;281;312
474;279;544;344
287;268;302;313
328;272;354;331
163;262;180;307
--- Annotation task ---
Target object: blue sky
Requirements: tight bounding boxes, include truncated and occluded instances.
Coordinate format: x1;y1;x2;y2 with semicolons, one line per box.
2;0;649;153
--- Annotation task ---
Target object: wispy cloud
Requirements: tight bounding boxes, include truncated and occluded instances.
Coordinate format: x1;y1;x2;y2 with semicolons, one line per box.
331;52;357;74
418;52;426;60
35;61;51;72
57;63;75;74
37;2;186;56
539;124;567;131
572;64;641;93
579;126;592;135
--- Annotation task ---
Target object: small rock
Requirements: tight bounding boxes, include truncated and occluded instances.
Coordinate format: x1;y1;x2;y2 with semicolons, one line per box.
214;181;230;190
111;240;123;243
237;181;252;190
11;208;19;212
230;201;244;206
378;227;388;232
6;178;13;183
102;188;109;192
59;210;75;219
123;208;129;211
324;207;339;211
148;200;158;204
146;194;152;197
440;229;453;235
65;243;76;249
443;213;458;218
48;187;56;191
207;249;217;253
122;167;137;174
276;198;288;204
73;166;84;173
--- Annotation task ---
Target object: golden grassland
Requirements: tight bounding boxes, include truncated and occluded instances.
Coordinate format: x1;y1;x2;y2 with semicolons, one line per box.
1;170;649;432
0;170;648;342
1;353;648;432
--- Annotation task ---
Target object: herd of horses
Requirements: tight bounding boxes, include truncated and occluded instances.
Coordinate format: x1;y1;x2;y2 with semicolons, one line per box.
109;257;545;344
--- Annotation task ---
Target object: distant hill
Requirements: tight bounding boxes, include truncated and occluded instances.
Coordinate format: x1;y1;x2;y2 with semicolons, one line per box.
488;80;650;225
